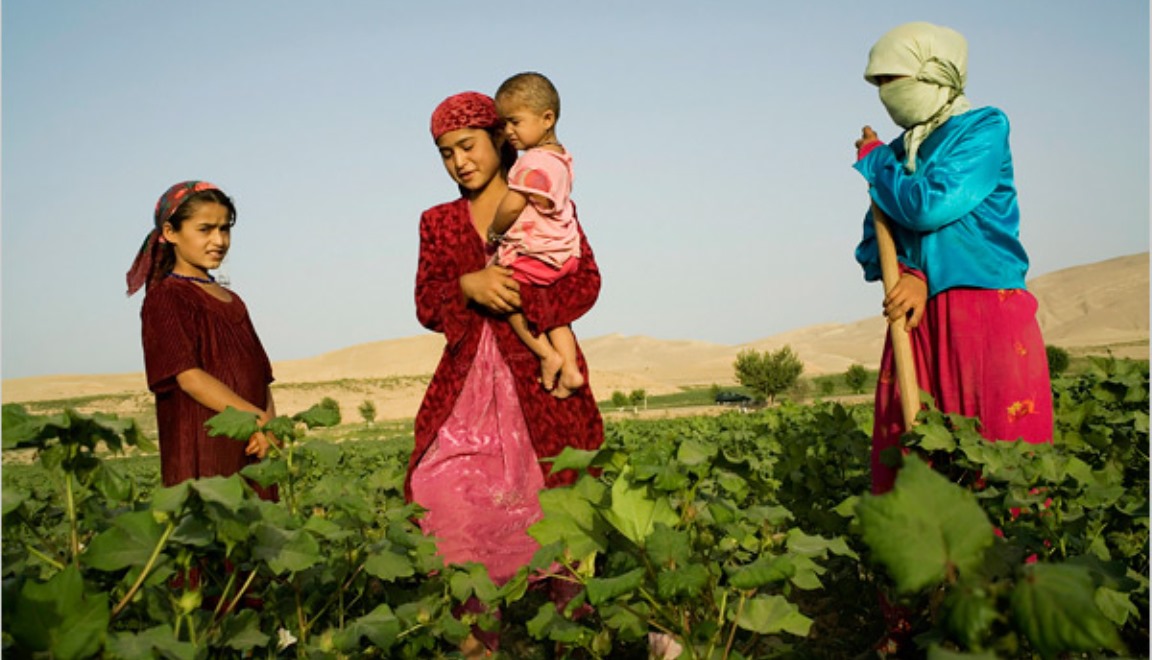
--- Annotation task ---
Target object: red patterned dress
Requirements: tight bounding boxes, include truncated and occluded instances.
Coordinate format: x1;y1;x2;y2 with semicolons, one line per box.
407;197;604;582
141;278;275;498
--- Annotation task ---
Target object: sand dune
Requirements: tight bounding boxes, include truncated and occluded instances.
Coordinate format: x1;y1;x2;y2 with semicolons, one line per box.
4;253;1147;414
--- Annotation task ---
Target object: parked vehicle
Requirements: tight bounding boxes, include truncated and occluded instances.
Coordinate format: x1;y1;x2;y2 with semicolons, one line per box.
714;391;753;405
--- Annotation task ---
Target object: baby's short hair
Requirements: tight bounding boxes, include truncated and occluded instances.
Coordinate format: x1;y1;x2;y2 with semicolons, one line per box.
496;72;560;120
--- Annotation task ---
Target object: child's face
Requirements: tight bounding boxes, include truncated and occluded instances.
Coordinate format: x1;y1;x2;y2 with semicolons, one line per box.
163;201;231;275
436;127;504;192
496;97;555;151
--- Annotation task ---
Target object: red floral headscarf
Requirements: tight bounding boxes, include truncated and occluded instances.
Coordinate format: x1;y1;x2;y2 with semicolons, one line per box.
125;180;220;296
430;91;501;140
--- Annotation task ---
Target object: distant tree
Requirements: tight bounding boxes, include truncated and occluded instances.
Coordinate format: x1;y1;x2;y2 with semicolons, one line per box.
611;391;629;409
845;364;870;394
320;397;342;425
629;389;647;409
733;346;804;404
1046;345;1071;376
818;378;836;397
358;400;377;426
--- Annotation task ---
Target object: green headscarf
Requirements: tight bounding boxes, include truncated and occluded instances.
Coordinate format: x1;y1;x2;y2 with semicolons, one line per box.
865;22;971;173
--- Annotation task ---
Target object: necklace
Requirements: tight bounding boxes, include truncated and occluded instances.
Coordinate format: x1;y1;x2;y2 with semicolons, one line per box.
167;272;216;285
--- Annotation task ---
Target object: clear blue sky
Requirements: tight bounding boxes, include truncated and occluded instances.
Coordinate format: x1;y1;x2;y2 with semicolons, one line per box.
3;1;1148;379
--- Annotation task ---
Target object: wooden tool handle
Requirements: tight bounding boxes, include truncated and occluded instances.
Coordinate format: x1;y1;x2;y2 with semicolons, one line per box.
871;203;920;429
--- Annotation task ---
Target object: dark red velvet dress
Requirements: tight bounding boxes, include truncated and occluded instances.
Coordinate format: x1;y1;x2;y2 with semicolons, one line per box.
406;198;605;500
141;278;274;494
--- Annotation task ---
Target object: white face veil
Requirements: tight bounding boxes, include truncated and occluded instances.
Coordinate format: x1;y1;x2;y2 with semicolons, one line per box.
865;22;972;172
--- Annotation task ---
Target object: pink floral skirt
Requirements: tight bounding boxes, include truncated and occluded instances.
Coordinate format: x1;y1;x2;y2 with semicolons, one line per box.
409;324;544;584
872;288;1054;494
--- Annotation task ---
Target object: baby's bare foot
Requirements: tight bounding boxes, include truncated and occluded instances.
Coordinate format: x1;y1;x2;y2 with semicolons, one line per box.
551;363;585;399
539;351;564;391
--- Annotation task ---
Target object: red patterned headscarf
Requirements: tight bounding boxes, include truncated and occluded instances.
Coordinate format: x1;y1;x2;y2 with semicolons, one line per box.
125;180;221;296
430;91;501;141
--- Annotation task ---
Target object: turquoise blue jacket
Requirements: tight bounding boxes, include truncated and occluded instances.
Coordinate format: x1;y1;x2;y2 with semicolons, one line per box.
854;107;1031;297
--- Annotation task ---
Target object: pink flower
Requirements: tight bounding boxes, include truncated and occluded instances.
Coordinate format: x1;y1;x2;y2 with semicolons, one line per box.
1025;554;1038;564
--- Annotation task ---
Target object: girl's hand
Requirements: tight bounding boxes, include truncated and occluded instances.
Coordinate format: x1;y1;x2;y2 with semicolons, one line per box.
460;265;521;314
883;273;928;330
245;430;272;459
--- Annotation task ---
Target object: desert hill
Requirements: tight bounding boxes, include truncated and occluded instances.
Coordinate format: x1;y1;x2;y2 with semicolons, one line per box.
3;252;1147;422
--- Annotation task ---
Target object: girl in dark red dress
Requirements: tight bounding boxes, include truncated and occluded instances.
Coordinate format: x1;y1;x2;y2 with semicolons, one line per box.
127;181;276;498
407;91;604;592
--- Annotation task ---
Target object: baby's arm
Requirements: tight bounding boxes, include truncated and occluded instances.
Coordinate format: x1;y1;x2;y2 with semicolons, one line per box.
492;189;529;236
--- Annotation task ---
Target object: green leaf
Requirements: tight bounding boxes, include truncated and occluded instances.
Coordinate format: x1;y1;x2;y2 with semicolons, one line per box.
530;482;607;557
676;437;717;467
714;469;749;501
364;545;419;580
1011;562;1124;657
652;463;691;491
90;461;134;502
600;602;650;641
3;486;28;517
362;603;402;650
645;523;690;567
601;466;679;546
586;567;645;605
252;523;322;574
220;609;269;651
9;566;110;659
944;583;998;649
656;563;710;600
916;422;957;452
240;457;289;487
788;554;827;590
728;554;796;590
263;415;297;440
449;563;499;603
856;455;994;593
833;495;859;519
293;403;341;428
204;407;260;440
107;625;196;660
191;475;246;512
302;439;342;468
170;515;214;547
335;603;401;651
151;482;190;513
785;528;858;559
543;446;600;474
2;403;46;448
81;511;165;571
526;601;585;643
733;594;812;637
1095;586;1140;626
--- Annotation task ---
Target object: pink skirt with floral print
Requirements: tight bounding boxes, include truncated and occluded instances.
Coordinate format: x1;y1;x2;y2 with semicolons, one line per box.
871;288;1054;494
